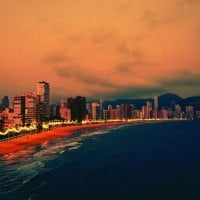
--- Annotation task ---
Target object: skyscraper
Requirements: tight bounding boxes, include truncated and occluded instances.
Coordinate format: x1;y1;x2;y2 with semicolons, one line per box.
13;95;25;126
154;96;158;119
154;96;158;111
25;92;37;125
37;81;50;120
91;102;100;121
145;101;152;119
67;96;86;123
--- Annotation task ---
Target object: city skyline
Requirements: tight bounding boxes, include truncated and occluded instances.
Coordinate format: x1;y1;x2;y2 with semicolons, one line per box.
0;80;199;135
0;0;200;101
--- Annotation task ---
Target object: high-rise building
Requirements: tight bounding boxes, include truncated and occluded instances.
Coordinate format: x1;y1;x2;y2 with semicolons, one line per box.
67;96;86;123
99;100;104;120
60;100;71;121
37;81;50;120
161;109;169;119
91;102;100;121
50;104;60;119
154;97;158;111
154;96;158;119
1;95;9;111
186;105;194;119
145;101;152;119
13;95;25;126
25;92;37;125
174;104;182;119
107;105;113;120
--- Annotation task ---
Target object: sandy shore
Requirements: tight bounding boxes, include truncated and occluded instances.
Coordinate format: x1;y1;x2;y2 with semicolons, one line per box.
0;122;129;156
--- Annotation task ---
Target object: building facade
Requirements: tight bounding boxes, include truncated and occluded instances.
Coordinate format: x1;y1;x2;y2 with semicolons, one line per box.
36;81;50;120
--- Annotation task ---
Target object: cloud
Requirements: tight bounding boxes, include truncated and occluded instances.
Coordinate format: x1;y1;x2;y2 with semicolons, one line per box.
101;86;166;100
54;64;119;89
91;29;116;45
181;0;200;5
160;71;200;88
43;50;70;64
117;42;142;58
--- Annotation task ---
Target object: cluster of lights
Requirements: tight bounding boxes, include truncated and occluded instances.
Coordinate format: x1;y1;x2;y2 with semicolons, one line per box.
0;125;37;136
0;118;175;137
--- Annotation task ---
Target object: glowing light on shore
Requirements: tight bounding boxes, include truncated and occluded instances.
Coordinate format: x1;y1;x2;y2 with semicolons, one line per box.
0;125;37;136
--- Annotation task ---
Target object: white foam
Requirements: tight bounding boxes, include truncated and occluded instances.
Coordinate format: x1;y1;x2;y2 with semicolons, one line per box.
80;130;109;138
66;141;80;147
68;145;81;151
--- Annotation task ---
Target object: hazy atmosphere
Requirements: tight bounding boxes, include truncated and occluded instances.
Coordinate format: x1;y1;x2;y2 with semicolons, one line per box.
0;0;200;102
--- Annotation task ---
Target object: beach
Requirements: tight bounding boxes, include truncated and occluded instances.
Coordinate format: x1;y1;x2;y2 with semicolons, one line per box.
0;122;129;156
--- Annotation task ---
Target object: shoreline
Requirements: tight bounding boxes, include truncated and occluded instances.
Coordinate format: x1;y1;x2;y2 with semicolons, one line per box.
0;119;184;156
0;121;132;156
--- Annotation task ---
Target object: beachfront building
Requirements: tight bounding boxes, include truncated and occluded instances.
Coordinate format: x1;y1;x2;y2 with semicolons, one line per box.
111;107;121;120
13;93;38;126
36;81;50;120
0;108;15;131
154;96;158;119
185;105;194;119
67;96;86;123
174;104;182;119
145;101;152;119
13;95;25;126
91;102;100;121
161;109;169;120
132;109;141;119
60;100;71;121
50;104;60;119
25;92;37;125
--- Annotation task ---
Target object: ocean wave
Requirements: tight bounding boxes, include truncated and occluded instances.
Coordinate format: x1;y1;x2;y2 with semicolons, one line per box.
33;143;66;159
65;141;80;147
68;145;81;151
2;147;36;165
59;150;65;154
0;161;45;195
16;161;44;178
80;129;110;138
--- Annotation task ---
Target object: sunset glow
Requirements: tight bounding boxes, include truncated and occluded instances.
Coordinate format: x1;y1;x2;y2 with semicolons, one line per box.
0;0;200;101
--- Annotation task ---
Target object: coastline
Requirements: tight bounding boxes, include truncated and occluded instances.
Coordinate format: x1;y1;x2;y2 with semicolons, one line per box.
0;119;183;156
0;121;131;156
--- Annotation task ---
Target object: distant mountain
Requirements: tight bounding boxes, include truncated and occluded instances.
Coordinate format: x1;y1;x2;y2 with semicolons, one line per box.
184;96;200;104
181;96;200;111
103;93;185;110
94;93;200;111
158;93;183;109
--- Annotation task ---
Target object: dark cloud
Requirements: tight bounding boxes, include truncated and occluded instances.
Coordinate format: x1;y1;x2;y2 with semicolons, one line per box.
100;86;166;100
142;0;200;31
54;65;118;89
43;50;70;64
54;65;72;77
115;60;147;74
116;63;132;73
160;72;200;88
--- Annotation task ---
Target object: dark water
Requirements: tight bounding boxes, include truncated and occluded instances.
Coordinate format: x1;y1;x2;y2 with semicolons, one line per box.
1;121;200;200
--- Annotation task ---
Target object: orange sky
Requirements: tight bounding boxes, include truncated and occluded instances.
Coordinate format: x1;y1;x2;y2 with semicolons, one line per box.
0;0;200;102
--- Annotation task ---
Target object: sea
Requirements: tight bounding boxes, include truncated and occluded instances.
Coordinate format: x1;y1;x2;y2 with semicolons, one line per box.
0;120;200;200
